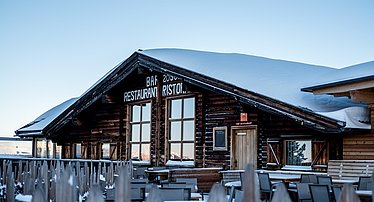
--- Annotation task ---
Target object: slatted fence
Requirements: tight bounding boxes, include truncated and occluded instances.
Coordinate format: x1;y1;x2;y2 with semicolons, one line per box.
0;157;132;201
328;160;374;179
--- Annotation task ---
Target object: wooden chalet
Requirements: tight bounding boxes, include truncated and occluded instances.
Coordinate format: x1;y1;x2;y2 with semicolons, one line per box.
15;49;373;171
302;71;374;160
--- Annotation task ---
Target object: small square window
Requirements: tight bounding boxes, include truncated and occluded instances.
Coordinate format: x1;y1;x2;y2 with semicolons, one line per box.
285;140;312;166
213;127;227;151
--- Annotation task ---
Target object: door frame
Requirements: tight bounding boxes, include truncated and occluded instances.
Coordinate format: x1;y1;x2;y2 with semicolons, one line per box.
230;125;258;170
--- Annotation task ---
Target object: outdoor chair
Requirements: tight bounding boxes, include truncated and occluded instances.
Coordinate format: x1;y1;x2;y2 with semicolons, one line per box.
161;182;195;194
176;177;198;192
234;189;243;202
105;187;145;201
159;187;191;201
309;184;332;202
300;174;318;184
358;176;373;190
257;173;277;201
130;187;146;201
227;185;235;202
296;183;312;202
132;167;148;179
317;176;332;186
332;185;342;202
131;181;154;193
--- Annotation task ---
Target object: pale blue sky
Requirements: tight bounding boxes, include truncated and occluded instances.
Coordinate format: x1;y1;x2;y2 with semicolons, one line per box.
1;1;374;137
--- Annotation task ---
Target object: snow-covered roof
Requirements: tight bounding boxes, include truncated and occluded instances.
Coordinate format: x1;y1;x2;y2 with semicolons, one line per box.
15;48;372;136
140;48;371;129
16;98;78;136
306;61;374;88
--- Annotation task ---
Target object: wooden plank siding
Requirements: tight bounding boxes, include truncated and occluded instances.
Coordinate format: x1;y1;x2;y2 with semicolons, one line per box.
49;68;344;169
202;91;241;169
343;133;374;160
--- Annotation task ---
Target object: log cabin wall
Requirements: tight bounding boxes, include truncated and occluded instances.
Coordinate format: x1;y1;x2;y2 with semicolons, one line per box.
55;99;125;160
343;133;374;160
257;112;342;170
201;91;241;168
342;104;374;160
51;68;343;170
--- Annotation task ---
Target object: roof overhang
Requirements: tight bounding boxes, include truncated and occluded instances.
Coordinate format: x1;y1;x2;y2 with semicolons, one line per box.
301;76;374;103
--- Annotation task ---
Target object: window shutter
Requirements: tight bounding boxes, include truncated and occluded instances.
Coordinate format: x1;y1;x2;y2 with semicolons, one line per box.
266;138;282;168
81;144;87;159
64;144;71;159
110;144;118;160
311;140;328;171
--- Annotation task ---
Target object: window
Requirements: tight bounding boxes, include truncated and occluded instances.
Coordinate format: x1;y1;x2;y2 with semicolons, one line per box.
47;140;53;158
75;143;81;158
36;139;47;158
55;145;62;159
285;140;312;166
102;143;110;159
169;97;195;160
130;102;151;161
213;127;228;151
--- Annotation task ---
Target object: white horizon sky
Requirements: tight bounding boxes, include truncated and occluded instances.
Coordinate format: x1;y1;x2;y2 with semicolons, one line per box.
0;1;374;137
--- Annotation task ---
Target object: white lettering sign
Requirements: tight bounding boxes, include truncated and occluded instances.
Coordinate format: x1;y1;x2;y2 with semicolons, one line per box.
123;74;186;102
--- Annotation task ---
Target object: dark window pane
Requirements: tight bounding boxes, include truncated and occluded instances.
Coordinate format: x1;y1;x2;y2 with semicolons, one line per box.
183;98;195;118
142;123;150;142
171;99;182;119
170;122;181;141
170;143;181;159
131;124;140;142
132;105;141;122
183;120;194;141
183;143;194;160
142;103;151;122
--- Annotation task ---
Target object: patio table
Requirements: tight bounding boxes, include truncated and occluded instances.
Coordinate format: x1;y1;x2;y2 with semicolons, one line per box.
332;178;359;185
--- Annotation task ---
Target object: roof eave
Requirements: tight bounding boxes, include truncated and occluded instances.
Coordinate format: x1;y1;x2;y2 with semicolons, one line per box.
301;75;374;92
43;52;141;136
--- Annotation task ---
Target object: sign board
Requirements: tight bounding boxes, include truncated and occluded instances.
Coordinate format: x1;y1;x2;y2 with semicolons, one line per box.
124;74;187;102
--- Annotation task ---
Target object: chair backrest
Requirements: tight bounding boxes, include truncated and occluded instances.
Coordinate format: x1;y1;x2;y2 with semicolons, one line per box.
358;176;372;190
258;173;272;192
309;184;331;202
131;187;146;201
159;188;191;201
300;174;318;184
317;176;332;186
296;183;312;201
235;189;243;202
176;178;197;184
162;182;195;193
133;167;148;179
131;178;148;183
332;185;342;202
228;186;235;202
176;178;198;192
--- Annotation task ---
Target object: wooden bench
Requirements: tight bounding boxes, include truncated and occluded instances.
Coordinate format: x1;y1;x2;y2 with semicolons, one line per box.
328;160;374;179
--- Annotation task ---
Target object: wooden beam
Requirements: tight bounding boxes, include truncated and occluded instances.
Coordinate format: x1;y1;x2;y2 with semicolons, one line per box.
312;79;374;95
350;89;374;103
